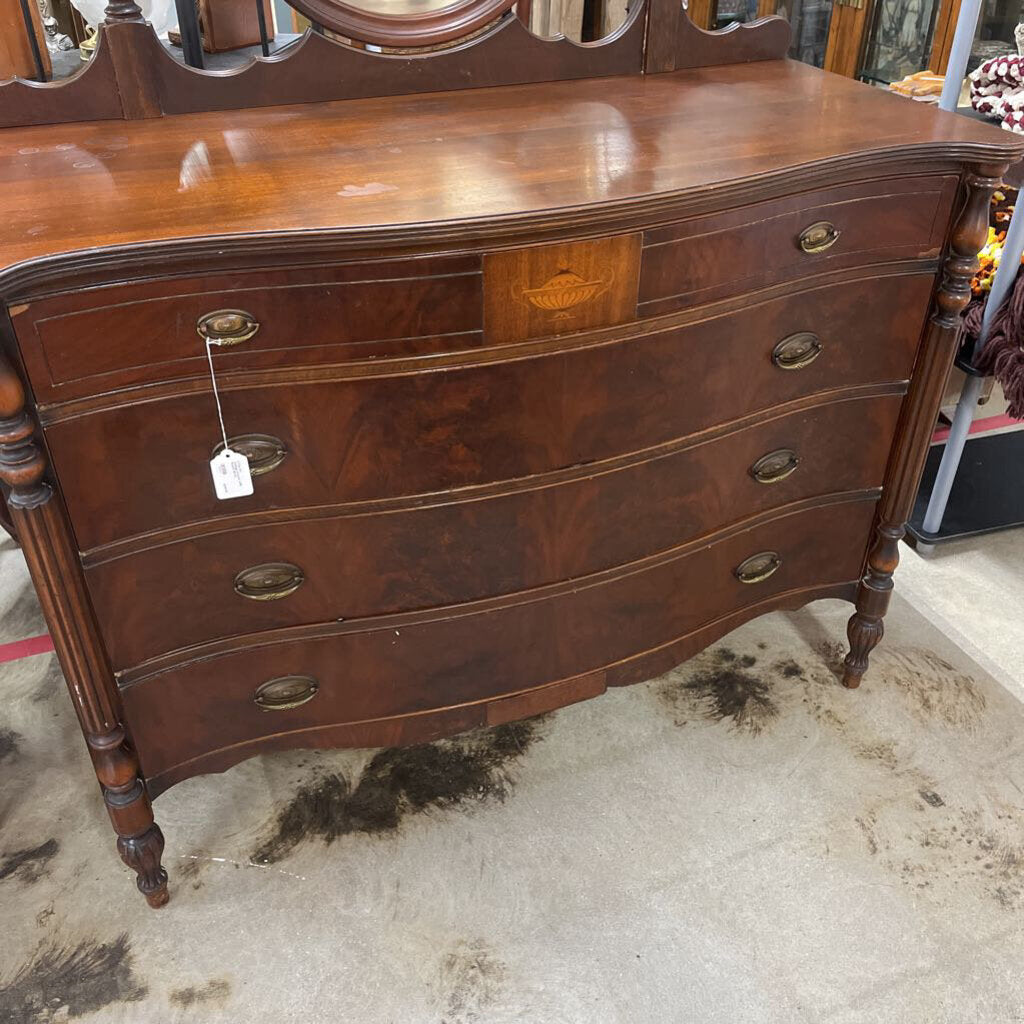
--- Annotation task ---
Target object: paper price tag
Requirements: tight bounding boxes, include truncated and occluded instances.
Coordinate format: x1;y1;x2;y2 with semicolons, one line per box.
210;448;254;500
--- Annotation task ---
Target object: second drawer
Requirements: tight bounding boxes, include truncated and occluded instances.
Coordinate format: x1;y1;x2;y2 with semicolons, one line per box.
87;393;902;670
48;271;929;551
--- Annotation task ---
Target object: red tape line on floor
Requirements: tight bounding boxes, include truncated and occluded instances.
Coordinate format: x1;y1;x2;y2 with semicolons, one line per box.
933;412;1021;444
0;634;54;665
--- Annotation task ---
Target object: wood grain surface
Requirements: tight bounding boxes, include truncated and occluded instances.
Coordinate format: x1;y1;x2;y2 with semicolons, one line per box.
483;234;640;343
85;393;901;670
1;61;1019;286
43;272;930;551
14;255;483;402
122;497;878;787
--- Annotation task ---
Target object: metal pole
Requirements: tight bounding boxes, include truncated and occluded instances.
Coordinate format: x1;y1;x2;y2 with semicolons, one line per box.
922;205;1024;533
918;0;994;538
17;0;49;82
938;0;982;111
255;0;270;56
173;0;204;68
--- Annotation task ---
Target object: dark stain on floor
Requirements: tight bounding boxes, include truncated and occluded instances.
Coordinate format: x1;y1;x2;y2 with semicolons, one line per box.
815;640;847;682
660;648;779;735
855;814;879;855
169;978;231;1010
774;659;805;680
252;719;547;864
438;940;506;1024
0;933;147;1023
0;839;59;885
0;727;21;762
882;650;987;730
859;800;1024;909
30;663;62;705
177;858;204;891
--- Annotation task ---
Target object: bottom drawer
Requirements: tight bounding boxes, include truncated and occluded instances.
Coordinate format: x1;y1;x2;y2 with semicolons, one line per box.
123;497;877;787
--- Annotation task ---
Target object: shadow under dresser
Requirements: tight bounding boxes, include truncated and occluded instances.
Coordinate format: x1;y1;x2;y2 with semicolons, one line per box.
1;2;1021;907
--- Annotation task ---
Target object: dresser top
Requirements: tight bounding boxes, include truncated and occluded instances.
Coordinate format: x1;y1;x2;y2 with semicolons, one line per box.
2;58;1021;283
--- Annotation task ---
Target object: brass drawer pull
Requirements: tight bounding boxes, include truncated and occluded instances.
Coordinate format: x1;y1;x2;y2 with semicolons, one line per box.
212;434;287;477
798;221;841;254
734;551;782;585
772;332;823;370
750;448;800;484
254;675;319;712
234;562;305;601
196;309;260;347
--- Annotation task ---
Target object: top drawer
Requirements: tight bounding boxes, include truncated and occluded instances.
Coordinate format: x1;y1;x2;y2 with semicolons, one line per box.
11;175;955;408
639;175;958;315
9;254;483;405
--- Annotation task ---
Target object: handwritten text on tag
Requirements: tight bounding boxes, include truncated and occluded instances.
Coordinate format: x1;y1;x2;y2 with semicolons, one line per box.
210;448;254;500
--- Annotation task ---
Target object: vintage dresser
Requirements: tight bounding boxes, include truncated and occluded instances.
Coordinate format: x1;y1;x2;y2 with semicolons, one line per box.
1;0;1021;908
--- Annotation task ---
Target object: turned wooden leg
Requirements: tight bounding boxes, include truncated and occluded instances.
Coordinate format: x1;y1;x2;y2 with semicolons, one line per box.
118;828;169;909
91;728;169;908
840;162;1008;688
0;348;169;908
843;524;901;688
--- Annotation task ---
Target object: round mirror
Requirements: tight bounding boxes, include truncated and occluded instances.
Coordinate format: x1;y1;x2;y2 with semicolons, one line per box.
289;0;518;47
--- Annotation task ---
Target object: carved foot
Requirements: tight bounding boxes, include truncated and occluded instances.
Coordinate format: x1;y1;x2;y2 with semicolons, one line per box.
89;726;170;908
842;523;900;689
118;825;169;908
843;611;884;689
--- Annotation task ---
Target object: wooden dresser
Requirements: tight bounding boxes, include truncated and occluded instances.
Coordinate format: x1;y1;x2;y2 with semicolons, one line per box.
1;0;1021;908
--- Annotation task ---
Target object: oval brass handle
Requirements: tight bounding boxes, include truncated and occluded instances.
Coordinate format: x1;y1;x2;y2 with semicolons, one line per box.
212;434;287;477
196;309;260;347
750;449;800;485
234;562;305;601
734;551;782;585
798;221;841;254
254;675;319;712
772;332;823;371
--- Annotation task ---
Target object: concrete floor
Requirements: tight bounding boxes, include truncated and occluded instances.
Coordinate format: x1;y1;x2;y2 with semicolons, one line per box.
899;530;1024;703
1;528;1023;1023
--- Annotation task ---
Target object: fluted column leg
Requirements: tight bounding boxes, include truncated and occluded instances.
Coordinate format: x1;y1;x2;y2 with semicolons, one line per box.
842;162;1008;688
0;347;168;906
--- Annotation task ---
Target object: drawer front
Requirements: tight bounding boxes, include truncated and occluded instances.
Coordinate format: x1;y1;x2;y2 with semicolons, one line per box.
482;234;641;343
639;176;956;315
11;255;482;403
122;497;878;784
48;273;929;552
88;394;903;670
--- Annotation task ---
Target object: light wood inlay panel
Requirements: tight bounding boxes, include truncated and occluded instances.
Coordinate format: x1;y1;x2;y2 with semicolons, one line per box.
483;234;641;343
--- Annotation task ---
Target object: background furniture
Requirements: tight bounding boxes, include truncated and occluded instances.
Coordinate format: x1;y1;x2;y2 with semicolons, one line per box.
1;0;52;80
0;0;1020;911
906;0;1024;547
693;0;965;82
198;0;274;51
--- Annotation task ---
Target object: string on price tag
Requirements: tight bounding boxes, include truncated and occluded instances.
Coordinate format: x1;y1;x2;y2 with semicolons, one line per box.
205;338;253;500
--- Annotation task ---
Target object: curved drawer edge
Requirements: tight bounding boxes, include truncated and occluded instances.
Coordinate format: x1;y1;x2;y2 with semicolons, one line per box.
86;384;904;565
37;261;930;424
144;580;856;797
5;149;1016;299
118;490;878;685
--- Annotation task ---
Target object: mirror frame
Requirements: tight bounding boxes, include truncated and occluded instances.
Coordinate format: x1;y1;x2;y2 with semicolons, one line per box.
286;0;520;47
